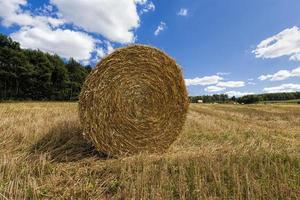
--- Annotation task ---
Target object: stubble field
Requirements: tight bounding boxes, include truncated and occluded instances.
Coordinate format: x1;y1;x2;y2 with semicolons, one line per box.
0;102;299;199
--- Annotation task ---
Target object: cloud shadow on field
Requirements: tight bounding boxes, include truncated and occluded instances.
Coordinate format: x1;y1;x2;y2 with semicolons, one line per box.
30;120;108;162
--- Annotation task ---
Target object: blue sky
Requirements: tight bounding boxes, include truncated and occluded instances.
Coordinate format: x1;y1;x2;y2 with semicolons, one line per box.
1;0;300;96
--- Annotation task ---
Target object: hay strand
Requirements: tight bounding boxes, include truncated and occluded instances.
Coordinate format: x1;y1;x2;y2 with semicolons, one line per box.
79;45;188;157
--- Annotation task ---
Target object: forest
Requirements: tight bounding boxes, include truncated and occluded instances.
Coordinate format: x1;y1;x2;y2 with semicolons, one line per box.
0;34;91;100
189;92;300;104
1;34;300;103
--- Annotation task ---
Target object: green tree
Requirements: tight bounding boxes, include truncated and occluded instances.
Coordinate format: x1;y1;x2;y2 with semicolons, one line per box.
66;58;89;100
0;34;91;101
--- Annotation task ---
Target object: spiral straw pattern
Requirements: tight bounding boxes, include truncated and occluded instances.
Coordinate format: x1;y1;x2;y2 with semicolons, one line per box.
79;45;188;157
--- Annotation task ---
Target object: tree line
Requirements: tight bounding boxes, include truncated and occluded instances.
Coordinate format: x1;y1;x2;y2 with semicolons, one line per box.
236;92;300;104
1;34;299;103
0;34;91;100
189;94;230;103
189;92;300;104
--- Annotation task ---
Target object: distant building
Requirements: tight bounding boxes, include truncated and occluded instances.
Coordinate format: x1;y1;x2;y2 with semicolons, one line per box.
197;100;203;103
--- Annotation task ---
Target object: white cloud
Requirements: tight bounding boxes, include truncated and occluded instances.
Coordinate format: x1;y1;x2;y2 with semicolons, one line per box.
154;21;166;36
51;0;150;43
93;41;115;62
106;41;114;54
253;26;300;61
216;72;230;76
0;0;64;28
95;48;106;59
204;86;225;92
186;74;247;94
11;26;96;60
178;8;188;16
0;0;96;61
259;70;290;81
216;81;245;88
258;74;273;81
136;0;155;13
185;75;223;86
0;0;26;26
145;2;155;12
0;0;155;62
37;4;54;16
135;0;147;4
225;91;254;97
292;67;300;76
263;84;300;93
258;66;300;81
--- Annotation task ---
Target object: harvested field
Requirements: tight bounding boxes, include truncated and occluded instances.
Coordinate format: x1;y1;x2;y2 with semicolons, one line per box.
0;102;299;199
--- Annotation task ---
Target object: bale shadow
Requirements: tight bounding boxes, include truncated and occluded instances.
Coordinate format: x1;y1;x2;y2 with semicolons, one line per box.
31;120;108;162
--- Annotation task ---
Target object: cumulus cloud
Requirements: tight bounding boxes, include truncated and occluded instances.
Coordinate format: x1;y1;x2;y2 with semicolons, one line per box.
0;0;27;26
106;41;114;54
204;86;225;92
135;0;147;4
253;26;300;61
258;74;273;81
178;8;188;16
51;0;150;43
216;81;245;88
263;84;300;93
185;75;223;86
135;0;155;13
144;2;155;13
93;41;115;62
11;26;97;60
0;0;155;62
185;74;245;93
216;72;230;76
258;66;300;81
225;91;254;97
0;0;96;61
0;0;64;28
154;21;166;36
95;48;106;59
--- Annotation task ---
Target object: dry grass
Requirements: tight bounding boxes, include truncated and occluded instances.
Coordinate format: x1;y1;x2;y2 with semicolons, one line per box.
0;102;299;199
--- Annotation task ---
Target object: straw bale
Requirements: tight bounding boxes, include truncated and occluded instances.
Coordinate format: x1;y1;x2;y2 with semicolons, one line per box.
79;45;188;156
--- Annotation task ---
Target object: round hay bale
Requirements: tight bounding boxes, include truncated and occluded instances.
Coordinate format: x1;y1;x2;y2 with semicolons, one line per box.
79;45;189;157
